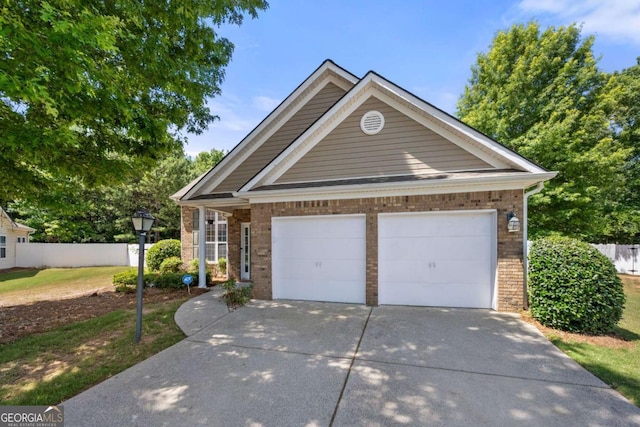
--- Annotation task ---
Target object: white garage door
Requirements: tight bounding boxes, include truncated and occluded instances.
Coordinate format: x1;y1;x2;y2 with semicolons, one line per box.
272;215;366;304
378;210;496;308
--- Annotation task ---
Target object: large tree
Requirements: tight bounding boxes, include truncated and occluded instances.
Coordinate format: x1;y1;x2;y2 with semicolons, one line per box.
0;0;267;204
457;22;630;241
9;148;226;242
599;59;640;242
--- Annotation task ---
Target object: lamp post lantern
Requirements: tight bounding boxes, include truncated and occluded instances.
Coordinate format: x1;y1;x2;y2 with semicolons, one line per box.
131;209;155;343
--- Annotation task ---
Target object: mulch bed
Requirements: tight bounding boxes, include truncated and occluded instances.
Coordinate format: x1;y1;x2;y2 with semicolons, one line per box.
0;287;209;345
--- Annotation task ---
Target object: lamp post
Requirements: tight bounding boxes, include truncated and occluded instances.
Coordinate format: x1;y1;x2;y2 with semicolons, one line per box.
131;209;155;343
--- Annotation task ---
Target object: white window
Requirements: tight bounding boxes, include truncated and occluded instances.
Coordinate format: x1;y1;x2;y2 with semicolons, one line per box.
0;236;6;258
192;209;228;263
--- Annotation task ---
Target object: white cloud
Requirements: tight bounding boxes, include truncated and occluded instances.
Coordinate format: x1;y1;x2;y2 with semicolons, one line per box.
252;95;281;112
518;0;640;45
185;94;267;154
207;96;259;132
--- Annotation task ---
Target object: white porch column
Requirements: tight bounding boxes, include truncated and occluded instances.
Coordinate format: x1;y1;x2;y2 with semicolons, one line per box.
198;206;207;288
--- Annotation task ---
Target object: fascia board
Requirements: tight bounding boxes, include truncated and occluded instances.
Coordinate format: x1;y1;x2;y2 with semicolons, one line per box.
175;197;250;208
240;73;551;194
181;61;359;200
239;74;379;192
234;171;558;203
371;76;548;173
370;88;511;169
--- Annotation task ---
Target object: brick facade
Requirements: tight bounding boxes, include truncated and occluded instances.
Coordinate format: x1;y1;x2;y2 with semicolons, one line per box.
180;206;196;264
181;190;525;312
250;190;524;312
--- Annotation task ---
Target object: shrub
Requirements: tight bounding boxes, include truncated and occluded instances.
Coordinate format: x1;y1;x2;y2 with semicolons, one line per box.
113;270;137;287
159;256;184;274
113;270;158;292
187;258;199;274
146;239;181;271
217;257;227;275
221;278;252;308
528;236;625;334
114;283;136;293
153;272;184;289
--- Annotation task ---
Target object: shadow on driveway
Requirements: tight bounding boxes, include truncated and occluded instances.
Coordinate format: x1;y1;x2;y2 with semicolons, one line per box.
63;297;640;427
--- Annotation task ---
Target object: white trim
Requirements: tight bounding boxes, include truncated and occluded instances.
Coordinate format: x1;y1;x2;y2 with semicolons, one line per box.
372;89;511;169
385;80;545;173
0;235;6;259
273;213;367;221
240;76;378;192
240;222;251;280
198;206;206;288
179;62;358;200
239;72;550;193
269;168;498;188
235;172;557;204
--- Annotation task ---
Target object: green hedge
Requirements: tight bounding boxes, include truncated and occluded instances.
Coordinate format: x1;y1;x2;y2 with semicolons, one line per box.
113;269;211;292
528;236;625;334
159;256;183;274
146;239;181;271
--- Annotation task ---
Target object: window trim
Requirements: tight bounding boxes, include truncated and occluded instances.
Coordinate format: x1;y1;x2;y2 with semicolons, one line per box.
0;235;6;259
192;210;227;263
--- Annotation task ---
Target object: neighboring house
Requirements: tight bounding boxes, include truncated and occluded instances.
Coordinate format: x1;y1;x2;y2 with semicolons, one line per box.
0;207;35;270
172;60;556;311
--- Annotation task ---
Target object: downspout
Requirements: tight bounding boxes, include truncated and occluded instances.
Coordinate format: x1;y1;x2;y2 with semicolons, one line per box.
523;182;545;310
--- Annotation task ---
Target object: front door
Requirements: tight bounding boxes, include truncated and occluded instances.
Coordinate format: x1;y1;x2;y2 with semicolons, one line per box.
240;223;250;280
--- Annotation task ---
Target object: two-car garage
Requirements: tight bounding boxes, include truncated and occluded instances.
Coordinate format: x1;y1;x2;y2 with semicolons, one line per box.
271;211;497;309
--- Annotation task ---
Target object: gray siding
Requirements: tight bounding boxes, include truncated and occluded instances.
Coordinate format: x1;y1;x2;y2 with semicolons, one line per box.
276;96;492;184
215;83;347;192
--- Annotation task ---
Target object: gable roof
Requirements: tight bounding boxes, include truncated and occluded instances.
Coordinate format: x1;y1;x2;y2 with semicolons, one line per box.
172;60;359;201
0;207;35;233
174;61;556;205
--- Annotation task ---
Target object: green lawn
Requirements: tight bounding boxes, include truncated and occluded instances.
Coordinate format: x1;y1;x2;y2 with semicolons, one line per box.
0;266;131;305
0;297;187;405
548;275;640;406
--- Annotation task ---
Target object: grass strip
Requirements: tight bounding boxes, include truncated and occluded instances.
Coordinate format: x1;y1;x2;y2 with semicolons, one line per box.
546;277;640;406
0;298;187;405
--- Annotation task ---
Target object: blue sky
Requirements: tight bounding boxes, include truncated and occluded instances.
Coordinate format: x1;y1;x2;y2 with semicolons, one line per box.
184;0;640;157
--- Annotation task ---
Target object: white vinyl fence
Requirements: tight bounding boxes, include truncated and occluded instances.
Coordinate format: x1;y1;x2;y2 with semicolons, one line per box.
593;244;639;275
16;243;154;269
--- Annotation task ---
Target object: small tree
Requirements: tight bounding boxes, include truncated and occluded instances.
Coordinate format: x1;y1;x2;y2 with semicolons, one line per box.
528;236;625;334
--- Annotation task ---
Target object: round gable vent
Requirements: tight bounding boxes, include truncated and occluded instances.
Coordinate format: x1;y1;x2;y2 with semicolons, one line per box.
360;110;385;135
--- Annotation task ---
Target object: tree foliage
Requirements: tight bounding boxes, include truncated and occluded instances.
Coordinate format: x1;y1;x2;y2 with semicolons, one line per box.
457;22;636;242
0;0;267;203
7;148;225;242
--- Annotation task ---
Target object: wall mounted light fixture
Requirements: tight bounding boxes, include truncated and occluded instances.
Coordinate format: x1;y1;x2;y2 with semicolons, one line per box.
507;211;521;233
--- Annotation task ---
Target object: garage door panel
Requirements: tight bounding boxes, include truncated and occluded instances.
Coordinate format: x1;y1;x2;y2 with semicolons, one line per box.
274;237;365;261
275;279;364;303
272;215;366;304
378;211;496;309
379;280;492;308
379;259;490;284
276;258;365;281
379;236;491;262
274;217;363;239
379;214;490;238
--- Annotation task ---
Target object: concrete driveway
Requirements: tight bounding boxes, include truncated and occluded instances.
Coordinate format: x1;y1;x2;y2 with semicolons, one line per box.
64;290;640;426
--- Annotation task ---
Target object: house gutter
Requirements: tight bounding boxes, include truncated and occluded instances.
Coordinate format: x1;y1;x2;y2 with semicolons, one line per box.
523;182;545;310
